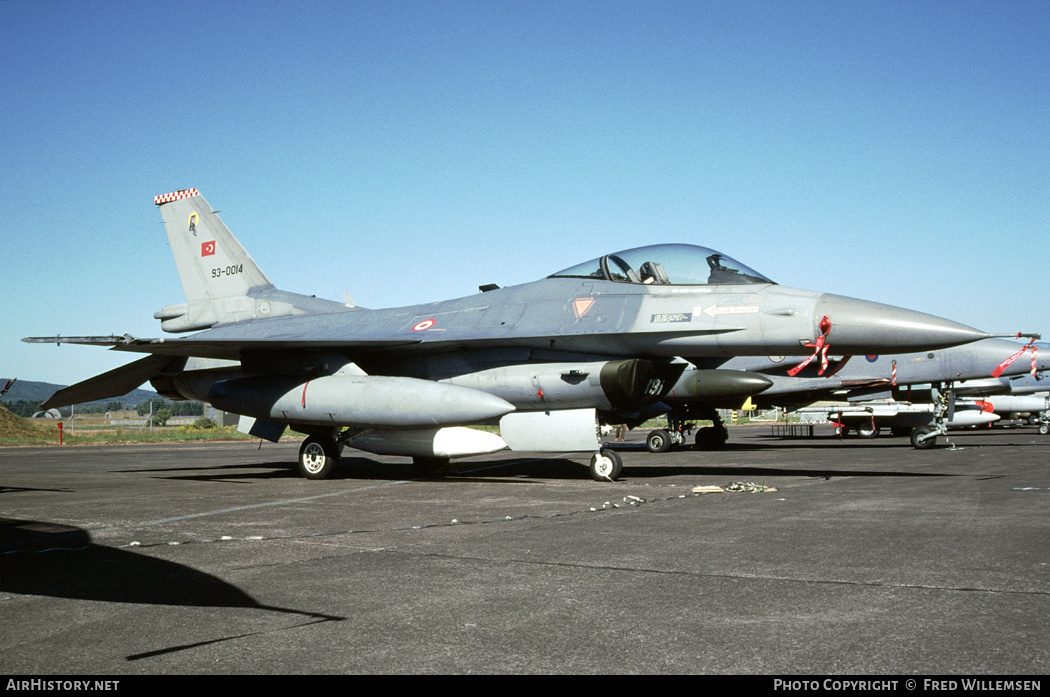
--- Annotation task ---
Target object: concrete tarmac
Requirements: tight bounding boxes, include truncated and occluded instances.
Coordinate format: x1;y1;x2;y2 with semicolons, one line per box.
0;425;1047;675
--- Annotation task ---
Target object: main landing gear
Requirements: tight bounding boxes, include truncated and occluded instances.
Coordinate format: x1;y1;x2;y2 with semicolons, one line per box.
645;428;676;453
298;431;453;480
694;420;728;450
646;413;727;452
298;435;341;479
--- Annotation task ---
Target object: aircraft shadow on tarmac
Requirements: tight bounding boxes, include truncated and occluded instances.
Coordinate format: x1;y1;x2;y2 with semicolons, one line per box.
114;451;966;484
112;456;595;483
120;462;306;483
0;517;345;659
619;464;960;479
342;454;962;483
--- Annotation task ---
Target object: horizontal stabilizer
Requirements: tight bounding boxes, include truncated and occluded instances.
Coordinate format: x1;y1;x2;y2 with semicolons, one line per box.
42;355;178;409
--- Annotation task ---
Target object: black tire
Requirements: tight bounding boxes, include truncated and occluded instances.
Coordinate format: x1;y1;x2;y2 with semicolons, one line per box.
298;436;340;479
695;426;727;451
910;426;938;450
856;423;879;439
646;429;672;453
589;449;623;481
1039;423;1049;436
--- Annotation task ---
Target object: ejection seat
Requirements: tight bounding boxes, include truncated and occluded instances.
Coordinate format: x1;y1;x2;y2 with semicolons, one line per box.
639;261;669;285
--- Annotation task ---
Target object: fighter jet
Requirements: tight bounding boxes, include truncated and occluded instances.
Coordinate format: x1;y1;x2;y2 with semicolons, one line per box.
647;337;1045;450
24;189;991;480
952;353;1049;434
954;344;1049;397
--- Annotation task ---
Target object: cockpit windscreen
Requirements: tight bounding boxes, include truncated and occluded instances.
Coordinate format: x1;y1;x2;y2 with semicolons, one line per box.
548;244;775;286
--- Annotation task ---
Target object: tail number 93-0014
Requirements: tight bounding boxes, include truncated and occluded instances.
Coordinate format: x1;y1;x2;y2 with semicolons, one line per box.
212;264;243;278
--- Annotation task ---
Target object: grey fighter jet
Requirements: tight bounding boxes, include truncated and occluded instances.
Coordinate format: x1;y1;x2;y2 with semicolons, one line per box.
24;189;991;480
648;337;1045;450
952;352;1049;434
954;344;1049;397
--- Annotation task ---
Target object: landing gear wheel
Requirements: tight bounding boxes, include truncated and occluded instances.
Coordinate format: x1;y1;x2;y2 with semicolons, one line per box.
695;426;727;451
589;449;623;482
910;426;938;450
856;423;879;439
298;436;340;479
1039;423;1049;436
646;429;672;453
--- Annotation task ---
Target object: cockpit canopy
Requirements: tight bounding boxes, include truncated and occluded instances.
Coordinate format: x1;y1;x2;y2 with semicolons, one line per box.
549;244;775;286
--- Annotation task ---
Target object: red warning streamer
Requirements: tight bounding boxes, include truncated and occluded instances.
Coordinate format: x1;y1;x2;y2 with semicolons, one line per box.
788;316;833;377
992;337;1037;378
822;355;852;379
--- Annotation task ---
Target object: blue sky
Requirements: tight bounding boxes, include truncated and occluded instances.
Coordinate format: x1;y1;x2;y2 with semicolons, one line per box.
3;0;1047;386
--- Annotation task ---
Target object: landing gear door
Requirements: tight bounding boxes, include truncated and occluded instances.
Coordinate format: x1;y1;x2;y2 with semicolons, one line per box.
237;415;286;443
500;408;600;452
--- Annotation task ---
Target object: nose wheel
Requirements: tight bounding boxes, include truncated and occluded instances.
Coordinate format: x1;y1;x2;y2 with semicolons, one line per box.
909;425;939;449
589;449;623;481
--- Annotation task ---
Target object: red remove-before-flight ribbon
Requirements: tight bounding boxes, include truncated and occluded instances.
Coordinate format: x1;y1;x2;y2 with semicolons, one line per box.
991;337;1037;378
788;316;833;377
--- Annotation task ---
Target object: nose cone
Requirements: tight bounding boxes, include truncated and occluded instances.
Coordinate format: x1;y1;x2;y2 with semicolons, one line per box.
964;338;1047;377
815;294;989;354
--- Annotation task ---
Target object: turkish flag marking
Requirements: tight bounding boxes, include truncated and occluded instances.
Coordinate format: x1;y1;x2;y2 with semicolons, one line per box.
201;241;216;257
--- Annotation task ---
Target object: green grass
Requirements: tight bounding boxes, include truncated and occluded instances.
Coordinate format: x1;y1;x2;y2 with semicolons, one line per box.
0;414;255;446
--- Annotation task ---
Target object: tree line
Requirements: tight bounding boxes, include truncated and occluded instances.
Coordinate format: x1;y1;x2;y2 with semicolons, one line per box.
1;398;205;419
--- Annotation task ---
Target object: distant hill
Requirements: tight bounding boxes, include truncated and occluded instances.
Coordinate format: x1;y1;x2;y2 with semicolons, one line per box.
0;378;159;411
0;402;57;442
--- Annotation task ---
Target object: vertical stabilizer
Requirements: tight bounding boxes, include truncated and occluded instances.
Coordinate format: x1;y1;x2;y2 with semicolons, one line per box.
156;189;273;304
152;189;350;332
